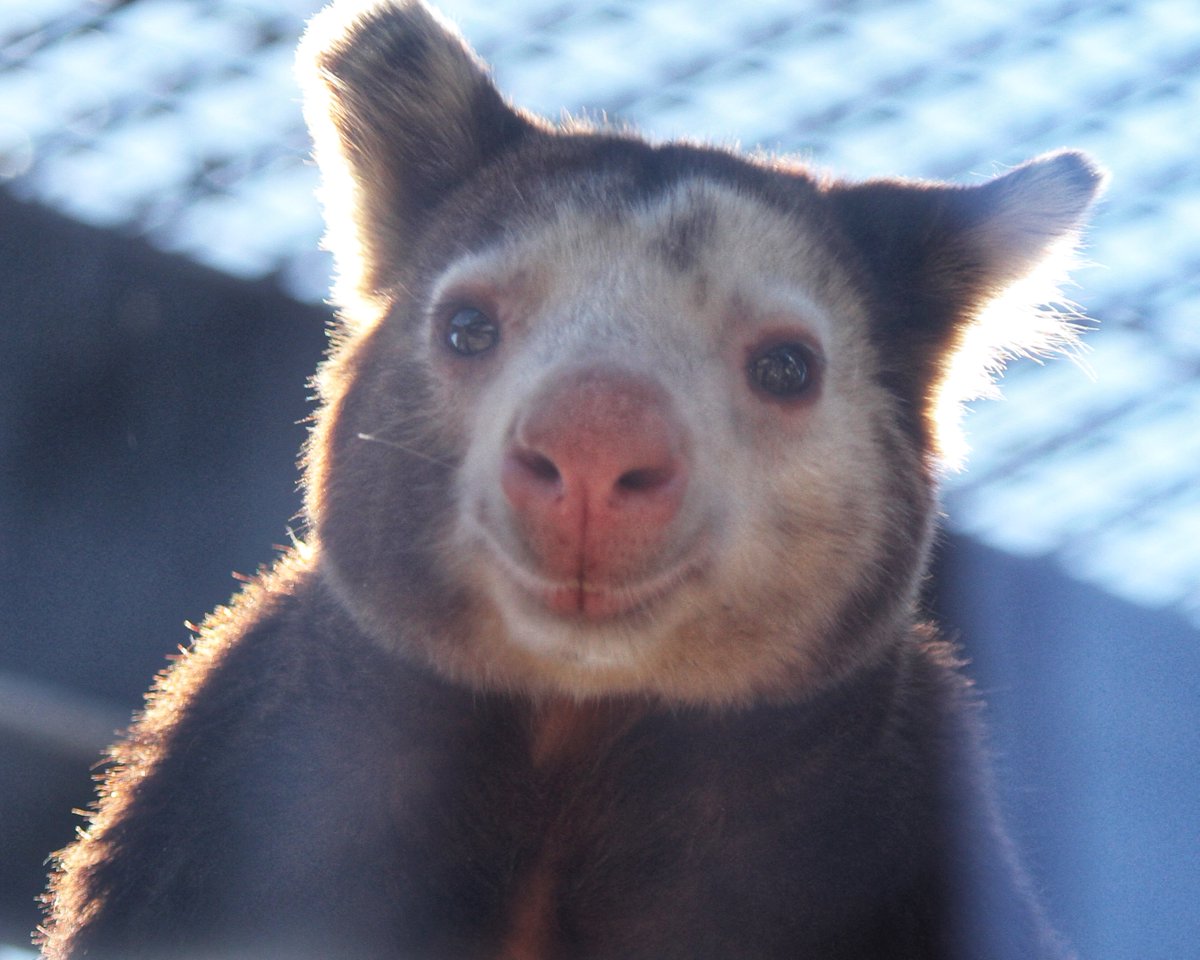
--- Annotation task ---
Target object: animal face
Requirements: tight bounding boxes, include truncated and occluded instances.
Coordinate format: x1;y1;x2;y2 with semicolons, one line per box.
297;0;1103;705
432;182;909;699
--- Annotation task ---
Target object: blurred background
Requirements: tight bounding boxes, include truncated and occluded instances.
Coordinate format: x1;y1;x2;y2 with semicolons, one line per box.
1;0;1197;956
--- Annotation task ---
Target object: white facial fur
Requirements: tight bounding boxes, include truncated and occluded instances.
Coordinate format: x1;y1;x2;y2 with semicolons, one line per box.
417;180;912;703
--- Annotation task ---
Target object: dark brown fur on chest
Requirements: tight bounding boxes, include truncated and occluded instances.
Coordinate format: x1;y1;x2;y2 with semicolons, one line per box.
443;657;956;960
498;698;646;960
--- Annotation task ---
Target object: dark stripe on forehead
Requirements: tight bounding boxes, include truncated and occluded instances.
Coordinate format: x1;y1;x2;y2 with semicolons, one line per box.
497;134;826;227
405;132;837;315
655;201;718;272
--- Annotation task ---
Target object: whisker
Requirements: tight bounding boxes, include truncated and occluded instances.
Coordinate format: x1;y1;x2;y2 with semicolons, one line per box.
356;432;453;469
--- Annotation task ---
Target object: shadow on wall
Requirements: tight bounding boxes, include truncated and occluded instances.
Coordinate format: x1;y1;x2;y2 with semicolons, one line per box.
0;191;327;945
931;536;1200;960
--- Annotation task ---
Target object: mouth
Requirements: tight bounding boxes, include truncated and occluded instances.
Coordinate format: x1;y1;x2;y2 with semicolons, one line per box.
524;561;702;622
475;528;706;624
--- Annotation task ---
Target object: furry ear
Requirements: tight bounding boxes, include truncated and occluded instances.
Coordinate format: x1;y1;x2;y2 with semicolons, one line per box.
297;0;533;316
826;151;1106;458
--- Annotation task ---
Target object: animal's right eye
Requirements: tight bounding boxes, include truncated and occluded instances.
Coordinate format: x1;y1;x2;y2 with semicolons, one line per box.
446;307;499;356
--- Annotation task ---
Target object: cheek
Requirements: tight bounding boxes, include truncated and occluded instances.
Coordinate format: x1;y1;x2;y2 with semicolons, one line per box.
717;373;894;567
424;338;511;457
453;380;511;515
788;378;895;516
447;353;549;567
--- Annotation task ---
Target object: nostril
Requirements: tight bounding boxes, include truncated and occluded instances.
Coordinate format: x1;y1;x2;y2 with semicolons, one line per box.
616;465;674;493
514;449;561;485
502;447;565;513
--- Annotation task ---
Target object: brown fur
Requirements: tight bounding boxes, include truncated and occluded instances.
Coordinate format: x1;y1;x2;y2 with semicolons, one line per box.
39;2;1104;958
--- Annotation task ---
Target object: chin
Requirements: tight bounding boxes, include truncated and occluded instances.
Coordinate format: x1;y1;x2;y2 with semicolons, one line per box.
482;575;695;687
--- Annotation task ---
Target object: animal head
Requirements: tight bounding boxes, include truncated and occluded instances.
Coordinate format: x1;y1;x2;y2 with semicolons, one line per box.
296;0;1103;705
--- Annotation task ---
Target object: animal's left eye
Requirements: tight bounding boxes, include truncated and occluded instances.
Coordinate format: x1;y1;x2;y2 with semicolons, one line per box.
749;342;815;399
446;307;499;356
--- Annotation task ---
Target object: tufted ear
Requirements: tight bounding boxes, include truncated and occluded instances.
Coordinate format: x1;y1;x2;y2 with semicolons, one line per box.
826;150;1106;456
297;0;534;317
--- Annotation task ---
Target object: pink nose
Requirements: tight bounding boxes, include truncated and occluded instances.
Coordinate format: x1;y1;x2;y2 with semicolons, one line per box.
501;367;689;587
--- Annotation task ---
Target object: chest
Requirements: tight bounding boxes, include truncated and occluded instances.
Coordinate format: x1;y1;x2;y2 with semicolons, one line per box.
389;697;937;960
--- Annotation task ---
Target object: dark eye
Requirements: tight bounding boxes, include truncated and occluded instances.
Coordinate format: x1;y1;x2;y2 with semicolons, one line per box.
446;307;498;356
749;343;815;399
